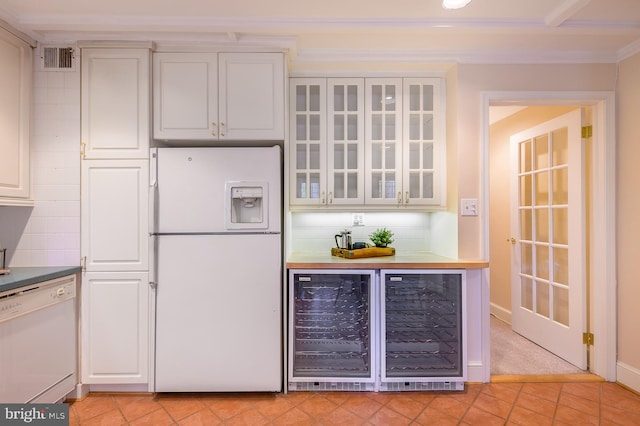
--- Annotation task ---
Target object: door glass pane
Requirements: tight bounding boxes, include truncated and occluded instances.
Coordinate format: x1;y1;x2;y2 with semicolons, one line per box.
553;247;569;285
552;127;568;166
552;168;568;205
296;144;306;170
536;245;549;280
535;208;549;242
423;85;434;111
372;142;382;169
309;144;320;170
423;114;433;140
409;114;420;140
423;143;434;169
334;173;344;199
371;115;382;140
296;115;306;141
553;286;569;326
334;144;344;169
347;85;358;111
334;115;344;140
423;172;433;198
535;171;549;206
385;114;395;140
310;173;320;199
372;172;382;198
385;142;396;169
371;85;382;112
334;85;344;111
520;209;532;241
535;134;549;169
309;85;320;111
309;115;320;141
536;281;550;318
520;140;532;173
384;172;396;198
409;84;420;111
521;243;532;275
347;115;358;140
552;207;568;245
347;173;358;198
409;143;420;169
521;277;533;311
295;85;306;111
347;143;357;169
520;175;532;206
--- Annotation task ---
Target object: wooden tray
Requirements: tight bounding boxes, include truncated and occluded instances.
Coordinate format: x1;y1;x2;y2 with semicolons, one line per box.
331;247;395;259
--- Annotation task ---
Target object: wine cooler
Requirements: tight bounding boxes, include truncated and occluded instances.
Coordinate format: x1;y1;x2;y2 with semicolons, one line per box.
288;269;466;392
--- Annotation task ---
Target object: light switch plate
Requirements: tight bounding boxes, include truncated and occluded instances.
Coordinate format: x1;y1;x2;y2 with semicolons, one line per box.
352;212;365;226
461;198;479;216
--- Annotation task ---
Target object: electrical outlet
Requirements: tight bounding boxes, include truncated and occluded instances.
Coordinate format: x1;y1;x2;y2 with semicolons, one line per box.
461;198;479;216
352;212;365;226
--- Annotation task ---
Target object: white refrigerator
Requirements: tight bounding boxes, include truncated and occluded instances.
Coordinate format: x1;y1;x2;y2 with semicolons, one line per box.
152;146;282;392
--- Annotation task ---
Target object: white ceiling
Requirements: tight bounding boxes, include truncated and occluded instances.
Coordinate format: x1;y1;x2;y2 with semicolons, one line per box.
2;0;640;64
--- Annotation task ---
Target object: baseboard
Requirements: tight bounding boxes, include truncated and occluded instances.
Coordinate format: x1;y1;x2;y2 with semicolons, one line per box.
490;302;512;323
617;361;640;394
467;361;486;383
65;383;89;401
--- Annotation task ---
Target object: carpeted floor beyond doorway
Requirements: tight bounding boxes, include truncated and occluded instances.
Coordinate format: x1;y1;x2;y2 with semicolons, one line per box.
490;315;586;376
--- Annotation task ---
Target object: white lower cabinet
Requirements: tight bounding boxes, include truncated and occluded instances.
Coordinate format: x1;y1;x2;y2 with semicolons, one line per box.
81;271;149;384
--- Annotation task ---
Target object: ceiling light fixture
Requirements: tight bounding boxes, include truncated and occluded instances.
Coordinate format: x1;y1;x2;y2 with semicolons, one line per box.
442;0;471;9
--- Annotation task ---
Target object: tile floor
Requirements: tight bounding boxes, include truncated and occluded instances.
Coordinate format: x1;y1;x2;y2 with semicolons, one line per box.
68;381;640;425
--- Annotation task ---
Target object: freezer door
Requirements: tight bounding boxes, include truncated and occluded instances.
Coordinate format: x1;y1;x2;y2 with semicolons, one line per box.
155;234;282;392
155;146;281;233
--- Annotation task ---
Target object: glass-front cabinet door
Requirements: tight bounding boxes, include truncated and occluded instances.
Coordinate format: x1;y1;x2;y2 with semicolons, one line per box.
289;78;327;206
365;78;403;205
402;78;444;206
327;78;365;205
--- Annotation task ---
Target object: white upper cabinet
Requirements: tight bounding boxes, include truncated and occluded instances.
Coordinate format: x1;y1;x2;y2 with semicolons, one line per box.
81;48;150;159
0;27;32;205
154;52;285;141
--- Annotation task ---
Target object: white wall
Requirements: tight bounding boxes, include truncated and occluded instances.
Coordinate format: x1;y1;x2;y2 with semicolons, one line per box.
0;53;80;267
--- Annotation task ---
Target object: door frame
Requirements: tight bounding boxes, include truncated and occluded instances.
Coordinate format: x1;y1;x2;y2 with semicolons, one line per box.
480;91;616;381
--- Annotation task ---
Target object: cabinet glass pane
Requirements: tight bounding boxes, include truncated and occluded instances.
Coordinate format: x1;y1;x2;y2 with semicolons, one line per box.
383;273;463;378
552;207;568;245
334;143;345;169
309;144;320;170
385;85;396;111
334;173;344;199
553;286;569;326
553;247;569;285
347;115;358;140
423;143;434;169
409;114;420;140
385;114;395;140
347;85;358;111
296;144;306;170
521;243;532;275
384;142;396;169
423;172;434;198
520;209;532;240
521;277;533;311
536;281;550;318
552;167;568;205
520;140;532;173
309;85;320;111
423;85;434;111
384;172;396;198
423;114;434;140
536;245;549;280
291;273;372;378
372;172;382;198
535;134;549;169
310;173;320;198
372;142;383;169
295;86;306;112
296;173;307;198
409;172;419;198
371;115;382;140
334;85;344;111
535;208;549;243
334;115;344;140
295;115;306;141
535;171;549;206
347;143;357;169
409;84;420;111
371;85;382;112
552;128;568;166
409;143;420;169
347;172;358;198
309;115;320;141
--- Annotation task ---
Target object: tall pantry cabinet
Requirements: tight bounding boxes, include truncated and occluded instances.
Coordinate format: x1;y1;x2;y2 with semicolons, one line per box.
80;44;151;385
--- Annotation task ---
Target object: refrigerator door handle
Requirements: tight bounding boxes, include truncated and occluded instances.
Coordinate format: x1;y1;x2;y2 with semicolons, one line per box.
149;233;157;288
149;148;158;187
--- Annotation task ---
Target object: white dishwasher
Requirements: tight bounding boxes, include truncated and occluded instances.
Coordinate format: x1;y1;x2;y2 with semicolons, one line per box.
0;275;77;403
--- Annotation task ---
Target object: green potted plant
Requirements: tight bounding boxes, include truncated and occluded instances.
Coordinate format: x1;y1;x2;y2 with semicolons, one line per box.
369;228;394;248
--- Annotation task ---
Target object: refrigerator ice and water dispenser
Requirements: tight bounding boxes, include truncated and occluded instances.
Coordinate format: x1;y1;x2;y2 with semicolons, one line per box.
226;182;269;229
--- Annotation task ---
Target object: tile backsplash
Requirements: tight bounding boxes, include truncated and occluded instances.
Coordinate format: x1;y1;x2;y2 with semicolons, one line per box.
0;53;80;267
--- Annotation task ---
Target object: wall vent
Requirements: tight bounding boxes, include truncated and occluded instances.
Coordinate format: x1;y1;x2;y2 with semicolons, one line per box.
39;45;76;71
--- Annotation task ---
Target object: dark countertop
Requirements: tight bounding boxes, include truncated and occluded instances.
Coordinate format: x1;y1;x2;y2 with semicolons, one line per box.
0;266;82;294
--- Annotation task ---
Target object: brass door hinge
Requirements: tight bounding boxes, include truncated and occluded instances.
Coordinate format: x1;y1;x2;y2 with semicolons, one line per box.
581;125;593;138
583;332;594;346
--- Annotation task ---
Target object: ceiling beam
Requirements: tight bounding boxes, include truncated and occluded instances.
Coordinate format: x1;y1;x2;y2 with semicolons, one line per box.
545;0;591;27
